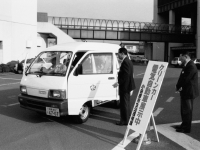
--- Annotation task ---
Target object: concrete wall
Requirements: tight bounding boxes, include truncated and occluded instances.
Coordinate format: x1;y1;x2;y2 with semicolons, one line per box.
0;0;37;63
37;22;75;45
153;0;168;24
152;42;164;61
144;43;152;60
37;33;48;55
153;0;200;60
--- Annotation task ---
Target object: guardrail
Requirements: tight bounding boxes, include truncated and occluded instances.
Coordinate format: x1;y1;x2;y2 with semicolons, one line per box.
48;16;195;34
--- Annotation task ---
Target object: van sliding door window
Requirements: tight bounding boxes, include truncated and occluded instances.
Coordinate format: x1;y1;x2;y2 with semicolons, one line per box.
81;53;113;75
93;53;113;74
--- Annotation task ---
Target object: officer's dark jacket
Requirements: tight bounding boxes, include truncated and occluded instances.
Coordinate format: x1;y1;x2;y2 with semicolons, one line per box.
118;57;136;94
176;60;199;99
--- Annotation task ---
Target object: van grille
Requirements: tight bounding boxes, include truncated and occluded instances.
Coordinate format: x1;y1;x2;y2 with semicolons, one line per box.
26;100;46;110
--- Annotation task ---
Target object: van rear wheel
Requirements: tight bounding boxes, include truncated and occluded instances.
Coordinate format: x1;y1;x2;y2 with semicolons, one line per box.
73;103;90;124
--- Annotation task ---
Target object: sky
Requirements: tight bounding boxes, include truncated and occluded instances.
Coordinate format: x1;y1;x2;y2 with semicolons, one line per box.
37;0;154;22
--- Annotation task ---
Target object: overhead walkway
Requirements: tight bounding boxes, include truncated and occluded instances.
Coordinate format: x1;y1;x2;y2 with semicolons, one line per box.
48;16;195;43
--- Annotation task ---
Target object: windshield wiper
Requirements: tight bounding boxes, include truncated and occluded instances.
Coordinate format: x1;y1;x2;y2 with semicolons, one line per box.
37;72;46;77
25;72;31;76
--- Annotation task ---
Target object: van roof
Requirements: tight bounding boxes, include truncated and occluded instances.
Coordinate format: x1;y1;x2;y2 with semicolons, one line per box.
45;42;120;53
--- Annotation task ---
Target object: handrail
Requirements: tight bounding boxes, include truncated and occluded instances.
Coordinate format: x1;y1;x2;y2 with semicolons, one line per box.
48;16;195;34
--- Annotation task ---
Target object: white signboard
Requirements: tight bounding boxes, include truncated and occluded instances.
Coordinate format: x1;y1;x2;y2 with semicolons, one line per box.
128;61;168;134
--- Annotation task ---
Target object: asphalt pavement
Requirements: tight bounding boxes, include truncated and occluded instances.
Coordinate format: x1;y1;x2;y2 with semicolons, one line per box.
0;65;200;150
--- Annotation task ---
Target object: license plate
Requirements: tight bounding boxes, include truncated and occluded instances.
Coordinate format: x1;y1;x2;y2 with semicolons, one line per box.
46;107;60;117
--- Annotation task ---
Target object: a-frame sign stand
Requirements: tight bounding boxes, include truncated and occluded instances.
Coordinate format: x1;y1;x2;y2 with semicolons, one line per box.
120;61;168;150
122;113;159;150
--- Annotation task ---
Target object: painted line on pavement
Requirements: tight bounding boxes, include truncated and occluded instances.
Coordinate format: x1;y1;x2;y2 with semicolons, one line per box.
0;82;20;86
7;102;19;106
8;95;17;99
1;102;19;107
166;97;174;102
112;108;162;150
112;132;139;150
153;107;163;117
112;120;200;150
0;77;21;80
136;73;144;76
157;121;200;150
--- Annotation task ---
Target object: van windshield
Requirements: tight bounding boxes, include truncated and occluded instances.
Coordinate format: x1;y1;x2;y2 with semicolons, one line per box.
27;51;72;76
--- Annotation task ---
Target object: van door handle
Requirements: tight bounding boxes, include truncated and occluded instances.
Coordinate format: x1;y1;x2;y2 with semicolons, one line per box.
108;77;115;80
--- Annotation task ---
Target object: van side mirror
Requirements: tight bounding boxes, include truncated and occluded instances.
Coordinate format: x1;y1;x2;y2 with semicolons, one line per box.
74;64;82;76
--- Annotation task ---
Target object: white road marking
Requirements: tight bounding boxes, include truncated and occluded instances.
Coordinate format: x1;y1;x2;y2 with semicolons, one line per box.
8;95;17;99
0;82;20;86
7;102;19;106
0;77;21;80
112;132;140;150
153;108;163;117
157;121;200;150
136;73;144;76
112;120;200;150
1;102;19;107
166;97;174;102
112;108;162;150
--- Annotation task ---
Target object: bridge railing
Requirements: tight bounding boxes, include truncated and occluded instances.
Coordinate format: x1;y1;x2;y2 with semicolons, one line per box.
48;16;195;34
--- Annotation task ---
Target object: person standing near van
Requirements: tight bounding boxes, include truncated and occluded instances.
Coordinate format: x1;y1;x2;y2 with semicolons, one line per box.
175;51;199;133
113;47;136;126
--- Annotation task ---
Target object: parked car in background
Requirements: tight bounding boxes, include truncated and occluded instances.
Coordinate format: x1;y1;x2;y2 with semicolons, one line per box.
128;53;148;63
132;56;141;62
140;57;149;64
14;57;53;74
0;64;11;73
193;58;200;69
6;60;19;72
14;58;34;74
171;57;181;67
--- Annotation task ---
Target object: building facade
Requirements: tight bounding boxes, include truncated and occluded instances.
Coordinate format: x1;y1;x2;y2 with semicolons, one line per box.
0;1;75;64
0;0;38;64
1;0;199;63
153;0;199;61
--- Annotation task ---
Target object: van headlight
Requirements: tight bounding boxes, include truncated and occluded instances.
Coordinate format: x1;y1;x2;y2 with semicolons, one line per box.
20;85;27;94
49;90;66;99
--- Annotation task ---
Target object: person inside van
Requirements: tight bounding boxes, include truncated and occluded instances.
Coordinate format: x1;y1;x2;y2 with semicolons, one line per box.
41;57;67;74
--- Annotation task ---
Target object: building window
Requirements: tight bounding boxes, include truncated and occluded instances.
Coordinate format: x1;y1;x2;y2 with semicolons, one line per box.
48;38;56;47
182;18;191;26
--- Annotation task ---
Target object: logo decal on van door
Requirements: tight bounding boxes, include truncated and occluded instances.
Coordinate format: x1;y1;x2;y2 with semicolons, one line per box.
90;85;96;91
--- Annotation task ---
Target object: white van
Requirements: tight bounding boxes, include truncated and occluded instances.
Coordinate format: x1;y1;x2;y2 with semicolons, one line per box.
18;42;120;123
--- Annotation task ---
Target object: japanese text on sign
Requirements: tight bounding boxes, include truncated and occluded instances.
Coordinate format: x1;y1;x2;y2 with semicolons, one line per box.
134;64;165;126
127;61;168;135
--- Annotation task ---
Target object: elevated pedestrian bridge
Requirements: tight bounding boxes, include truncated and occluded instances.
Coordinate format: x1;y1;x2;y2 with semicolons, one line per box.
48;16;195;43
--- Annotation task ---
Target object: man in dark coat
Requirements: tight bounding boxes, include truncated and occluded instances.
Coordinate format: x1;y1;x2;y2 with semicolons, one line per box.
113;47;136;125
175;51;199;133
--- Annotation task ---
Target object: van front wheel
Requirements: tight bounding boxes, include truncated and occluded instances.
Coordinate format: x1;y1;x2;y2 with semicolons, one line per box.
73;104;90;124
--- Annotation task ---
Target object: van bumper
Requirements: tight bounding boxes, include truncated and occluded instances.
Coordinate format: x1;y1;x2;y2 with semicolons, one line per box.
18;94;68;116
